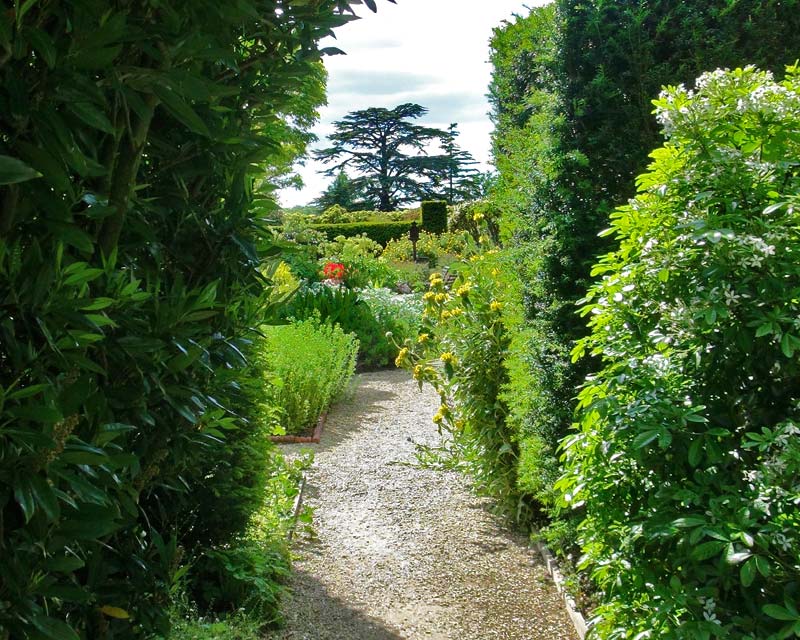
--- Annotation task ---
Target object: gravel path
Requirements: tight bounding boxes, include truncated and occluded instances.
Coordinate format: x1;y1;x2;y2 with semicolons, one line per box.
269;369;576;640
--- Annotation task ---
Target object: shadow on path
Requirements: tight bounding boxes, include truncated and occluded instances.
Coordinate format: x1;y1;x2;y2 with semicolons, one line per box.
270;570;402;640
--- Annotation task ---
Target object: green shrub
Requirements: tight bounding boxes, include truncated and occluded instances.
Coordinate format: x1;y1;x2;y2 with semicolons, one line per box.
420;200;448;234
561;66;800;638
281;285;420;369
397;245;520;506
261;318;358;435
447;200;501;243
319;234;399;289
310;220;416;245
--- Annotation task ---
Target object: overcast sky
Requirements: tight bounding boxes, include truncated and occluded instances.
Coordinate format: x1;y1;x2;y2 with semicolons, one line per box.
278;0;546;208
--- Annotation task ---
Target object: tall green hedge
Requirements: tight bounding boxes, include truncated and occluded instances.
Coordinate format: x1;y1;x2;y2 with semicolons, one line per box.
0;1;388;638
420;200;448;234
487;0;800;550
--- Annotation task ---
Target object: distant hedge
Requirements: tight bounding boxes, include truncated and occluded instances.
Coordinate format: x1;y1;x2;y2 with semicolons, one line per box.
310;220;416;245
421;200;447;234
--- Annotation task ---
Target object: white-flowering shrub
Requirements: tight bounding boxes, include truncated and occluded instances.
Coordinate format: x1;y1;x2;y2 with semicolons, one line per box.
561;66;800;639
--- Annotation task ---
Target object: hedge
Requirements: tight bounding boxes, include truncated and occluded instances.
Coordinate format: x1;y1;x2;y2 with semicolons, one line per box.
310;220;417;245
421;200;447;234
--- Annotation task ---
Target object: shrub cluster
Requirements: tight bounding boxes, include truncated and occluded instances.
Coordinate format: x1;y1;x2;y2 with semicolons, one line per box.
310;220;416;246
560;66;800;638
258;318;358;435
477;0;800;561
0;1;391;637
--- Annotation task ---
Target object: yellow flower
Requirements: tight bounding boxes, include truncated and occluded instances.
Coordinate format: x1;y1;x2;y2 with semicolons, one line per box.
417;333;430;344
435;293;447;304
472;211;485;221
394;347;410;367
423;291;435;302
440;352;456;365
456;283;472;297
429;273;443;285
449;307;463;317
490;300;502;312
413;364;424;380
432;410;444;425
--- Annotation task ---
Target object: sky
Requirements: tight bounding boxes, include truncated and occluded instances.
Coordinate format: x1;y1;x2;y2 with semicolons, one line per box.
278;0;547;208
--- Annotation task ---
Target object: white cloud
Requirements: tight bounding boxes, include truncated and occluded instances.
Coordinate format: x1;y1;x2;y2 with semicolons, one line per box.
279;0;545;207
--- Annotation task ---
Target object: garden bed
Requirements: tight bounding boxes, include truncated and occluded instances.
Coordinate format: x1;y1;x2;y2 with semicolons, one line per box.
269;412;328;444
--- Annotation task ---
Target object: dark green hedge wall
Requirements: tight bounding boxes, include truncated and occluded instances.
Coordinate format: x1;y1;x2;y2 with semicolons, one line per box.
310;220;416;245
420;200;447;234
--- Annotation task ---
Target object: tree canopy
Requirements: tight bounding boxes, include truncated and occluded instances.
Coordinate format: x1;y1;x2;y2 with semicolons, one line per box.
314;103;463;211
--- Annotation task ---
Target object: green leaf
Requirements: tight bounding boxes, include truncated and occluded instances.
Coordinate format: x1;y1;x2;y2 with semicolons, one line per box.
0;154;42;185
688;438;703;467
30;475;60;520
763;604;799;621
47;556;85;572
153;86;211;137
781;333;795;358
740;557;757;587
31;615;80;640
632;429;659;449
67;101;115;135
14;476;36;523
26;27;57;68
692;540;726;561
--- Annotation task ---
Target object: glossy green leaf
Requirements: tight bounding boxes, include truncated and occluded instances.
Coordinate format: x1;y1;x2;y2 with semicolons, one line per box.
0;154;42;185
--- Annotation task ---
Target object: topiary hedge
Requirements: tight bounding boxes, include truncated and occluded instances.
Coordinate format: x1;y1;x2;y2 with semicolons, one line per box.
310;220;416;246
421;200;448;234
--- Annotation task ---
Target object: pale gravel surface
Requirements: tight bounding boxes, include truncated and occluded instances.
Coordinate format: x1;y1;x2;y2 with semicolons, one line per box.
267;369;576;640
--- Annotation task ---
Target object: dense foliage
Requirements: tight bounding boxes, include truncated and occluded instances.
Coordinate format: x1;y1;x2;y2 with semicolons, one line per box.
562;66;800;640
483;0;800;556
0;0;393;637
259;318;358;435
310;220;415;245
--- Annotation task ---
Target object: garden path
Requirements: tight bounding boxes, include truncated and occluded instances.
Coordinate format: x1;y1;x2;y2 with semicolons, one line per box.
268;369;576;640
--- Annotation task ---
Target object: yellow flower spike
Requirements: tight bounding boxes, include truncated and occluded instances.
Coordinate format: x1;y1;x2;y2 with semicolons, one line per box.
456;283;472;297
440;310;451;321
432;411;444;425
490;300;502;312
423;291;435;302
434;293;447;304
449;307;463;317
440;352;457;365
472;211;485;221
394;347;410;367
413;364;424;380
417;333;430;344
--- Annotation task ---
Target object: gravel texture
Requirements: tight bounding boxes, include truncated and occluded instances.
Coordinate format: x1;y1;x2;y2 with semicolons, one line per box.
268;369;576;640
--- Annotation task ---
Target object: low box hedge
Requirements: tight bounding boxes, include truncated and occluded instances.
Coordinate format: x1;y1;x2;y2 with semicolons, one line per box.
310;220;417;246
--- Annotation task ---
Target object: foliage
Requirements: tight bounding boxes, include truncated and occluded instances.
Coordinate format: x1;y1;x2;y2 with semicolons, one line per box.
0;0;394;636
485;0;800;563
314;104;454;211
420;201;448;234
435;123;483;204
310;220;416;245
396;245;520;504
560;67;800;639
313;171;364;212
281;284;420;369
318;234;398;289
260;318;358;435
448;200;501;244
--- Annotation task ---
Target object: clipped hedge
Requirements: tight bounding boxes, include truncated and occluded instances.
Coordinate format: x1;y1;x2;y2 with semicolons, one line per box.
421;200;448;234
310;220;416;246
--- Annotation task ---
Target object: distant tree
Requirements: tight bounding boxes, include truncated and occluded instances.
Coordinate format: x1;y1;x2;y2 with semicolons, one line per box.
436;123;484;203
314;103;453;211
313;171;362;211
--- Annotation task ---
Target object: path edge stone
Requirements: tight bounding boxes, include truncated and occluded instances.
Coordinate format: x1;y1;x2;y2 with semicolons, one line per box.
532;536;588;639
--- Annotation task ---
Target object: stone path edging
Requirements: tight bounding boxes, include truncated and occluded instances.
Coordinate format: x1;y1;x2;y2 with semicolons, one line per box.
533;539;588;639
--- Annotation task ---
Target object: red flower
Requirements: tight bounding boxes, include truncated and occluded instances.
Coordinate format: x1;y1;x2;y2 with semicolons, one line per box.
323;262;346;280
